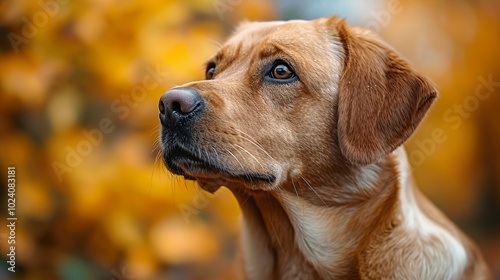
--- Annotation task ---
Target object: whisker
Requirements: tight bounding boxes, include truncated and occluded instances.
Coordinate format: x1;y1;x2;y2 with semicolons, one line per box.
269;222;285;255
150;125;161;136
238;192;251;207
204;149;211;166
230;143;250;166
196;146;204;162
234;128;276;162
150;149;163;182
291;176;306;215
151;139;161;155
210;147;222;168
233;128;264;148
232;143;265;170
150;133;169;195
291;175;300;200
207;37;223;49
225;148;250;181
300;175;328;207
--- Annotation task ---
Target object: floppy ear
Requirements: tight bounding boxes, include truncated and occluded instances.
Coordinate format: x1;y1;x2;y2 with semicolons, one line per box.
334;21;437;165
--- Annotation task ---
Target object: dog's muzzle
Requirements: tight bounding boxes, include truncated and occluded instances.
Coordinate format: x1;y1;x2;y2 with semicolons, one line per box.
158;87;276;184
158;87;206;179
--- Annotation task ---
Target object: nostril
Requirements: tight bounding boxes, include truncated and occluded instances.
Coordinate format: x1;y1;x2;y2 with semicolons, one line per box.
171;101;182;114
159;100;166;114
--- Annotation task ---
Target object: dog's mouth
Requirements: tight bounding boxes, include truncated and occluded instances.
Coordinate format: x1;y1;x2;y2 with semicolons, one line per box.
164;145;220;180
163;144;276;187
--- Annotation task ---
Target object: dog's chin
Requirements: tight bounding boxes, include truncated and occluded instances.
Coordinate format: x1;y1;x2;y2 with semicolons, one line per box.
163;145;277;193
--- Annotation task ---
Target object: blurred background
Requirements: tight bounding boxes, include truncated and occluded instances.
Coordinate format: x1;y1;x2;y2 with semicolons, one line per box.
0;0;499;279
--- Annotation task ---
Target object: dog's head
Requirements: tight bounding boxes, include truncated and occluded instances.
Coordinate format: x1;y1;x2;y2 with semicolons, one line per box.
159;17;436;193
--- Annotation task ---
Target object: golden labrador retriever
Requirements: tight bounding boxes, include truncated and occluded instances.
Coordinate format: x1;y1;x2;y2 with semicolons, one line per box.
158;17;491;279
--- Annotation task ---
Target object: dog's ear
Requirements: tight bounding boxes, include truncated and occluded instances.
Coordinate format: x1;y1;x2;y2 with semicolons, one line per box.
332;19;437;165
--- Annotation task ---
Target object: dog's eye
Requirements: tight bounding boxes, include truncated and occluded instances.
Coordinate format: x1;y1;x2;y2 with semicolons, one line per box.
206;64;215;80
266;61;297;83
272;63;294;79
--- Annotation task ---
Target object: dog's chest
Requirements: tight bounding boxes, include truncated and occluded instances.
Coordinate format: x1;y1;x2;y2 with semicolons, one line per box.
277;192;360;278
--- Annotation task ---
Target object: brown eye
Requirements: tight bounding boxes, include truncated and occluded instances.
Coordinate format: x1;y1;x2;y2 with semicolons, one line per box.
206;65;215;80
272;64;293;79
265;60;298;83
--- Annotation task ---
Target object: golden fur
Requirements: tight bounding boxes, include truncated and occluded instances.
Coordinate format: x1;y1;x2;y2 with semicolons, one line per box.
159;17;491;279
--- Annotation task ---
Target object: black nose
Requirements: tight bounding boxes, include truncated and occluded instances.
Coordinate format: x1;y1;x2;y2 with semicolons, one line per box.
159;88;203;126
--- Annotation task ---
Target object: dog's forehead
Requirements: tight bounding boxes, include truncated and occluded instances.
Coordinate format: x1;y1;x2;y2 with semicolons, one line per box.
226;20;314;48
210;19;335;65
234;20;306;36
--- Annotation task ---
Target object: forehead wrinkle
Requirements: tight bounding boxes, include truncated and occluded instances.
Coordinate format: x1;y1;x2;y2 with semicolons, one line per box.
222;21;311;63
215;42;242;62
250;30;312;62
232;21;285;40
207;41;245;76
257;42;286;60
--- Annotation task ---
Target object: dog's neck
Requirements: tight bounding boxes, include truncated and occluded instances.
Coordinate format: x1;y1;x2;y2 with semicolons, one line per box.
231;149;405;279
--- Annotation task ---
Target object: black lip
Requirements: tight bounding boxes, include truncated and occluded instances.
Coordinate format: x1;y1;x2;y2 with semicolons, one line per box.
163;145;276;184
164;146;213;178
169;146;206;165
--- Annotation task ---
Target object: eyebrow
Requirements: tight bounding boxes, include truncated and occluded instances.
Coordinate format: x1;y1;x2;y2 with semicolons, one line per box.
204;42;245;73
257;42;286;60
215;42;243;62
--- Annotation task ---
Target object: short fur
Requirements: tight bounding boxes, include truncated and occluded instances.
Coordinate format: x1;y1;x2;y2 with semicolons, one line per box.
159;17;491;279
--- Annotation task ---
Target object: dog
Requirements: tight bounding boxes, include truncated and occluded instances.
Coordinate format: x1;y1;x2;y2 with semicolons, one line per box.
158;16;491;279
